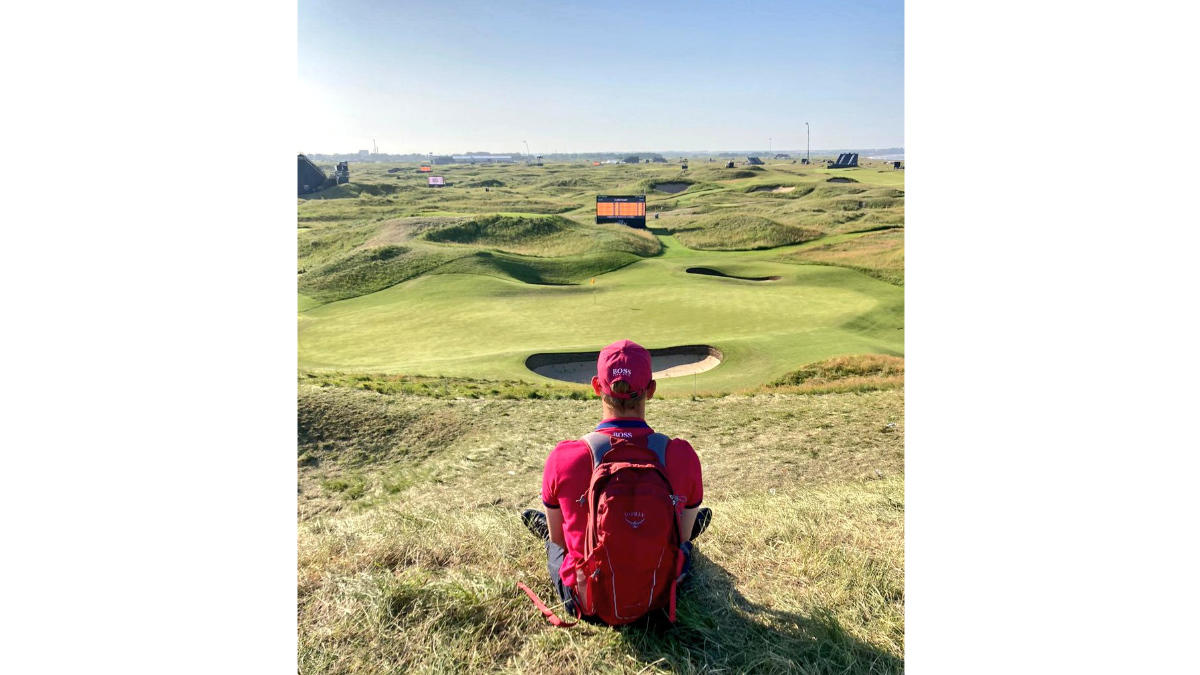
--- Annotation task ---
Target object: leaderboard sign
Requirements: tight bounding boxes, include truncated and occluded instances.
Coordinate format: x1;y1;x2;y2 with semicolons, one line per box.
596;194;647;228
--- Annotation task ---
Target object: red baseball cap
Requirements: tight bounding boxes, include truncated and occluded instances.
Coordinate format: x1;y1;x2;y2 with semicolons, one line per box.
595;339;653;399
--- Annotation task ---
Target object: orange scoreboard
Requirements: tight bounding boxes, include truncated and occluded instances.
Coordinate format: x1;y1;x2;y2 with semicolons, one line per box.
596;195;647;228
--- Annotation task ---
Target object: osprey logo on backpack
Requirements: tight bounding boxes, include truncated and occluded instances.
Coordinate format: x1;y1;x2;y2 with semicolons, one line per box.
624;511;646;528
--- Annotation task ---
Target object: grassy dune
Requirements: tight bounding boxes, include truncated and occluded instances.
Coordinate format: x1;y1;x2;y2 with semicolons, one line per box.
673;214;824;251
784;229;906;286
298;384;904;673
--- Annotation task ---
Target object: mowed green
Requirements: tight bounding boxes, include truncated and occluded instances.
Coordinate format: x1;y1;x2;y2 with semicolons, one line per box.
299;255;902;394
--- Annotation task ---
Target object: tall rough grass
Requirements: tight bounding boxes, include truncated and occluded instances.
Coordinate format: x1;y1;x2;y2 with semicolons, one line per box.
298;386;904;672
675;215;823;251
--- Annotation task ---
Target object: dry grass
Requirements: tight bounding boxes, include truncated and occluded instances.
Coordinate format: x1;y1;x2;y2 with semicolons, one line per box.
298;386;904;672
765;355;905;395
783;229;905;285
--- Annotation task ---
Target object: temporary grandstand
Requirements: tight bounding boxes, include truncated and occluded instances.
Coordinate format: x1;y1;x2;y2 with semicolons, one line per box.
297;154;327;195
828;153;859;168
745;156;764;165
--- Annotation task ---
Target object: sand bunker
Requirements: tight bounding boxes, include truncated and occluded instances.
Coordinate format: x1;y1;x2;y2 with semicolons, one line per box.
751;185;797;193
653;182;691;194
526;345;723;384
686;267;781;281
827;177;858;183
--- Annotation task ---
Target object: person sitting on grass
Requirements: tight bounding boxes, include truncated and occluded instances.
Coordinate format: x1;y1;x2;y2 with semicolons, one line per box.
519;339;711;626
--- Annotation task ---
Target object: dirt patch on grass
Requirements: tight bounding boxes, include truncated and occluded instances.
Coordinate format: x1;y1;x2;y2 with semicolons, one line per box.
526;345;723;384
653;182;691;194
686;267;781;281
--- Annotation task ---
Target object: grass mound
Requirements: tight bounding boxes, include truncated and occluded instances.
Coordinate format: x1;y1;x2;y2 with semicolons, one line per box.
301;371;590;400
298;386;470;469
422;214;659;258
539;176;600;190
785;228;905;285
298;245;461;303
675;214;824;251
431;249;643;285
464;179;505;188
723;170;760;179
299;182;405;199
768;354;904;394
424;214;567;246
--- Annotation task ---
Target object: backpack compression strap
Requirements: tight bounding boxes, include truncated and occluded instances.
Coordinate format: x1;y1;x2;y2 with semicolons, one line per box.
582;432;670;466
516;582;577;628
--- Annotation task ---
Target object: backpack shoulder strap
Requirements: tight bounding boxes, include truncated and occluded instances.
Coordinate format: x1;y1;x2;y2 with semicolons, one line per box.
584;431;670;467
581;432;611;468
646;433;670;466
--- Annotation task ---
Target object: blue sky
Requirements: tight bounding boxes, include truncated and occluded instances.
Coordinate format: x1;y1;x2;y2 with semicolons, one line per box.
298;0;903;154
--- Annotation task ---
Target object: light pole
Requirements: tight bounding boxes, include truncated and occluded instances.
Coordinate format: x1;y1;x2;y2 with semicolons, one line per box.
805;122;810;164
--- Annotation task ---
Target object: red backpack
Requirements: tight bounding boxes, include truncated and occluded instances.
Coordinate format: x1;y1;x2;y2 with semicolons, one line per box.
520;432;686;627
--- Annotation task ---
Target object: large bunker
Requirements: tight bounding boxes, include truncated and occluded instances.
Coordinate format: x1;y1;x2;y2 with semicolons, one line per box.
526;345;723;384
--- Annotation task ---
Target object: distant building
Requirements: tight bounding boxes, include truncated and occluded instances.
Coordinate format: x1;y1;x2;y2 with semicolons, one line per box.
451;155;515;163
745;156;764;165
774;153;790;159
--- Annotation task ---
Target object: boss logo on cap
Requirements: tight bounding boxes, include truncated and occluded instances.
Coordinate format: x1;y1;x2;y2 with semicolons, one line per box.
612;367;633;376
624;511;645;528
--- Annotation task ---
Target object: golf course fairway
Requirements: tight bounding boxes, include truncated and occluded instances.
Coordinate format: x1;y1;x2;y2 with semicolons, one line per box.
299;250;902;394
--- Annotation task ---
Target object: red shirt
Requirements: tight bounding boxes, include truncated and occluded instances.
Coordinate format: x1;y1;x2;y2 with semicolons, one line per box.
540;417;703;587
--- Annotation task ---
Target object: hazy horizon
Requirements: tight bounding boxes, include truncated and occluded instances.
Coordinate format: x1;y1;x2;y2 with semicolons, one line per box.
299;0;903;155
302;146;904;157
